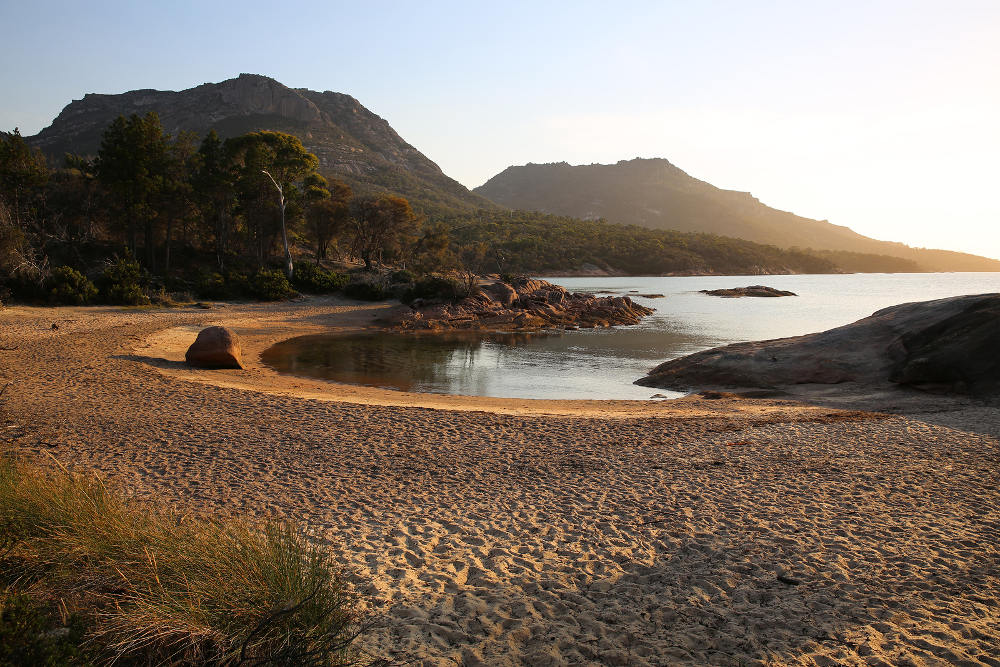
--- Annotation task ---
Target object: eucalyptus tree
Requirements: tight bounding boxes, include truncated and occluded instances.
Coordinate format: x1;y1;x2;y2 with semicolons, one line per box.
349;194;419;270
304;177;352;263
226;131;319;277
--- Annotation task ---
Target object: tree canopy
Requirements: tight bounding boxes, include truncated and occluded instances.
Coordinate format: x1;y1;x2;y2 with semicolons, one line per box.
0;115;932;306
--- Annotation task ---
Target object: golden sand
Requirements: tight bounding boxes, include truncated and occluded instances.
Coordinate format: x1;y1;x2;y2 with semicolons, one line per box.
1;297;997;665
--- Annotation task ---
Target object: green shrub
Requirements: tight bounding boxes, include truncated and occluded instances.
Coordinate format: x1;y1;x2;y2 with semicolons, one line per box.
0;458;372;665
224;271;251;298
0;593;89;666
343;279;389;301
401;275;464;304
389;269;415;284
250;269;294;301
499;272;527;285
292;261;350;293
163;275;194;294
46;266;97;305
98;257;149;305
197;272;230;299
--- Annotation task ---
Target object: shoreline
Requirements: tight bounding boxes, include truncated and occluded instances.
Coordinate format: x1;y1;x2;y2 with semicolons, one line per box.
137;297;825;418
2;297;998;665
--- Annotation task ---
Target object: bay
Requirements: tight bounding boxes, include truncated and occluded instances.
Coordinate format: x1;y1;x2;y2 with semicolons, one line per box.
261;272;1000;400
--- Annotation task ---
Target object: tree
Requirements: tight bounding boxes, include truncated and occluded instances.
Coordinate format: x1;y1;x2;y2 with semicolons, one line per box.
191;130;236;271
304;177;351;262
0;129;49;229
409;221;453;274
349;194;419;270
0;199;26;276
161;130;199;272
456;240;490;296
226;131;319;277
96;113;171;268
47;154;104;243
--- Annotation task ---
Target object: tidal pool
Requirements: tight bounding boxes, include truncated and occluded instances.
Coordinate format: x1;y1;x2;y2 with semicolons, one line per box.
259;329;687;400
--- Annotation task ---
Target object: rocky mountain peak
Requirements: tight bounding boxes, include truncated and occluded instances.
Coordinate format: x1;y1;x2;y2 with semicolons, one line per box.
27;75;494;213
208;74;322;124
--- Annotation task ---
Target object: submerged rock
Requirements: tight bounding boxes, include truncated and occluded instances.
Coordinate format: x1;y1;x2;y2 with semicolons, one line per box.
636;293;1000;397
700;285;797;297
185;326;243;369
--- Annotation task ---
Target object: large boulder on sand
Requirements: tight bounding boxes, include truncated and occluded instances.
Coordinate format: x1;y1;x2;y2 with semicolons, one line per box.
185;326;244;369
636;293;1000;397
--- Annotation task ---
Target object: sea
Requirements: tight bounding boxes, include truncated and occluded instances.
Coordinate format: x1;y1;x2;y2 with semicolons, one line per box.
261;273;1000;400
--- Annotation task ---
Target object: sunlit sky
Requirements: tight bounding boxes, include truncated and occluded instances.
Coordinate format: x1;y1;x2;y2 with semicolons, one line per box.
3;0;999;259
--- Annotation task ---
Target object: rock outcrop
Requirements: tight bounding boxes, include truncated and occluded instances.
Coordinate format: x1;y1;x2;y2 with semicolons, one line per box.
700;285;797;298
389;278;655;331
185;326;244;369
636;293;1000;396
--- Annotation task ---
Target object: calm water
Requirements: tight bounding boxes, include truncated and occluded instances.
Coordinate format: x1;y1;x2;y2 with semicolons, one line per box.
262;273;1000;400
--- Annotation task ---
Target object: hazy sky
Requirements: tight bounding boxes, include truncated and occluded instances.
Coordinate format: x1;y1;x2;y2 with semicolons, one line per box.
3;0;999;259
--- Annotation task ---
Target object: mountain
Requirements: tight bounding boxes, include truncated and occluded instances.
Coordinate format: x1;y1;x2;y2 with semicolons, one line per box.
474;159;1000;272
28;73;493;213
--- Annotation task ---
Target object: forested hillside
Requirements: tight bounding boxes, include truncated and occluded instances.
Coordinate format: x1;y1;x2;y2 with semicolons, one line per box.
435;210;838;276
475;159;1000;272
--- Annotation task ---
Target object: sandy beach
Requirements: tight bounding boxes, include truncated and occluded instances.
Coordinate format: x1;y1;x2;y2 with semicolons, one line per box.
1;296;998;666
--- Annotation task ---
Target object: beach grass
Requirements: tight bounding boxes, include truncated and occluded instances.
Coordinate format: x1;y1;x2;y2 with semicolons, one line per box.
0;456;377;665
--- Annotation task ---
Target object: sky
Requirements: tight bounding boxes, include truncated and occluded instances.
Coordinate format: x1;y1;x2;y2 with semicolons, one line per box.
3;0;999;259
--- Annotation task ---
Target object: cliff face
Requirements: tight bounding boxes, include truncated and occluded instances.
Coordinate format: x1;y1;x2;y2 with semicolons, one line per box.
29;74;493;213
474;159;1000;271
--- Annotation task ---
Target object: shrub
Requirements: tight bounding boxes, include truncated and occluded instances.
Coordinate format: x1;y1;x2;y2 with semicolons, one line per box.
292;261;350;294
499;272;527;285
389;269;415;285
197;272;230;299
0;593;89;665
46;266;97;305
224;271;251;298
250;269;294;301
401;275;464;304
98;257;149;305
343;279;390;301
163;275;194;294
0;458;372;665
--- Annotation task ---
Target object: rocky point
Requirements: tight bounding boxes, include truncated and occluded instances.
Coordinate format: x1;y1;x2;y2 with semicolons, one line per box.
389;278;655;331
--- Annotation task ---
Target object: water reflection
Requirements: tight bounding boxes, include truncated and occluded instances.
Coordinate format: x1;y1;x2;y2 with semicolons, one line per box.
260;329;695;400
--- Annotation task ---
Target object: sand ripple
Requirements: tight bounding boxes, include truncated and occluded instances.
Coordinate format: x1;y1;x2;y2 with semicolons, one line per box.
1;300;997;665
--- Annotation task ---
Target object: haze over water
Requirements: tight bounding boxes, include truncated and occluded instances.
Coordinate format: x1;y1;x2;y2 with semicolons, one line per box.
262;272;1000;400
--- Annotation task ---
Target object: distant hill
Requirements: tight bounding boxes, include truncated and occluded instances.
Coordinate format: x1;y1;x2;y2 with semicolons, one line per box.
475;159;1000;272
28;74;494;214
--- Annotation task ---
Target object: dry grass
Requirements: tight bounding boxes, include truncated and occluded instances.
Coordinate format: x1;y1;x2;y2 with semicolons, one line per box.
0;457;380;665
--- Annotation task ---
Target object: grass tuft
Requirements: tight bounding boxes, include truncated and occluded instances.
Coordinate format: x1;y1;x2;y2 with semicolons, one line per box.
0;457;378;665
